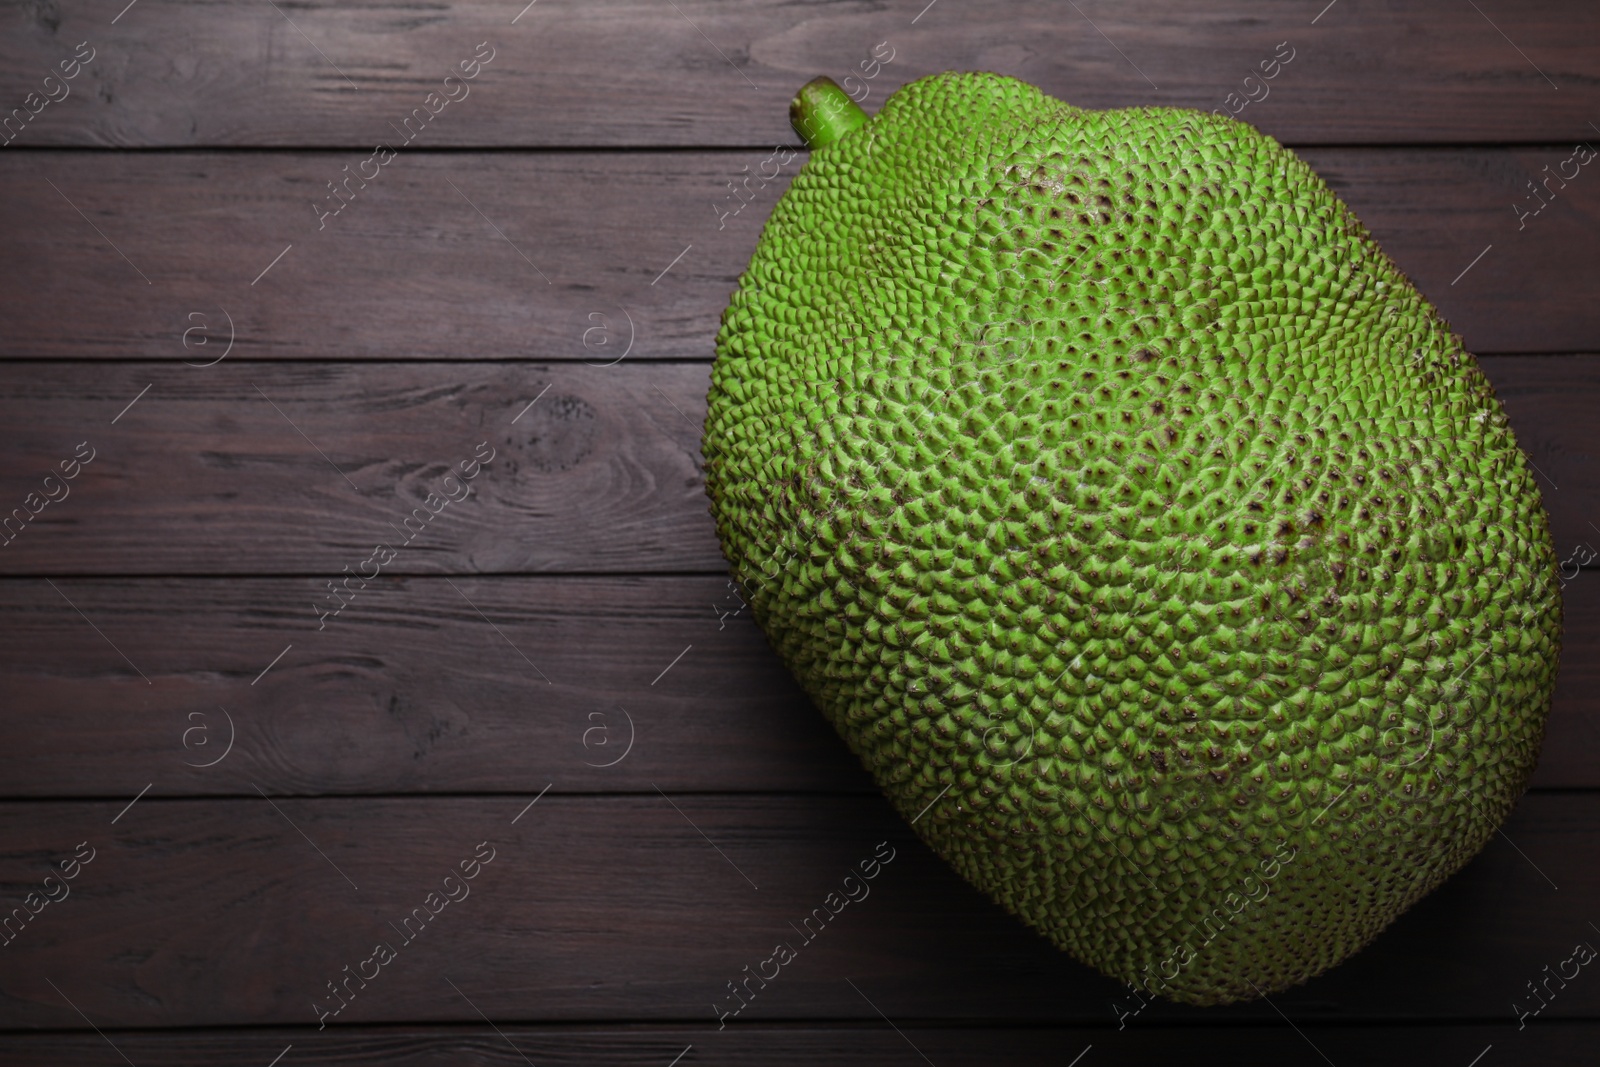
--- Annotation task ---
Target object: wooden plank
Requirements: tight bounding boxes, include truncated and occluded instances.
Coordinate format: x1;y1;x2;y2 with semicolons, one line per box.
1;571;1597;794
1482;356;1600;565
1319;152;1600;356
1538;565;1600;789
0;792;1595;1027
0;576;868;797
0;152;781;363
0;357;1595;576
0;1;1594;147
0;1023;1581;1066
0;148;1596;360
0;362;723;574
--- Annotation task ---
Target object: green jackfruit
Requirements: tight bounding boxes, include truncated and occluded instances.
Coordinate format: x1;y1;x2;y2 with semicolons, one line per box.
702;72;1561;1004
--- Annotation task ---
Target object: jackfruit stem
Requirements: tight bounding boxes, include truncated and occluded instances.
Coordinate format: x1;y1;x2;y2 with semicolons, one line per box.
790;76;869;150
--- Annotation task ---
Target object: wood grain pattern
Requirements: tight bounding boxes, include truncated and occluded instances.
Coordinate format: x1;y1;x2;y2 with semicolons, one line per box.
2;571;1596;795
0;0;1594;147
0;362;719;574
0;1023;1577;1066
0;151;783;363
0;576;869;797
0;793;1593;1028
0;147;1596;362
0;357;1594;575
3;0;1597;1045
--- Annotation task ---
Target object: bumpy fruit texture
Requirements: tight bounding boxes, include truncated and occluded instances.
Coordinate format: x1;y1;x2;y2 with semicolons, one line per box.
702;72;1560;1004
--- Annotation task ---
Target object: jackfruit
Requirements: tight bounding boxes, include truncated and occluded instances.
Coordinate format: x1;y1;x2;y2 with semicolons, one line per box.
701;72;1561;1004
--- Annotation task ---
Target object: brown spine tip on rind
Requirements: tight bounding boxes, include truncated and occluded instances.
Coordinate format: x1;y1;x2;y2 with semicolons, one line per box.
790;76;870;151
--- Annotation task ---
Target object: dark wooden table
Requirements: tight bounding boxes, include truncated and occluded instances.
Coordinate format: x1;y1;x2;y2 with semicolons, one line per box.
1;1;1597;1063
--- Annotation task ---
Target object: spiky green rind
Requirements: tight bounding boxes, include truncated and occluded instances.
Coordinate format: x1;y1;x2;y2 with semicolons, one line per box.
702;72;1561;1005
